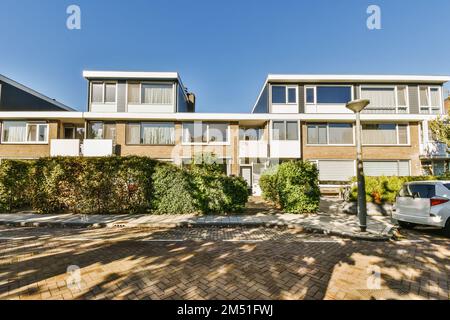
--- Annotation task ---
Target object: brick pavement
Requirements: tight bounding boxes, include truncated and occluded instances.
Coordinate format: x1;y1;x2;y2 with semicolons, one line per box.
0;226;448;300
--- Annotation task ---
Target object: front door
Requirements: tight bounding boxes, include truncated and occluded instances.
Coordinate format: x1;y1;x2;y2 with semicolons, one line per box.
240;166;252;188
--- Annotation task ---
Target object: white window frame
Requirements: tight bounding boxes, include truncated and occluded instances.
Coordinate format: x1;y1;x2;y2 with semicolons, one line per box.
182;122;231;146
361;123;410;146
271;120;300;141
304;85;354;105
306;122;355;146
0;121;49;144
418;86;442;114
271;85;298;105
359;85;410;113
90;81;117;104
126;122;176;146
126;81;176;106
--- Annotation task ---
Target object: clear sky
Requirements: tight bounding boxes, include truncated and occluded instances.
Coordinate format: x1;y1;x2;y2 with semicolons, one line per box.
0;0;449;112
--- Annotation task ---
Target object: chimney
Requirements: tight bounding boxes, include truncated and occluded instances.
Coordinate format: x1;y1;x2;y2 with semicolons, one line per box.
187;92;196;112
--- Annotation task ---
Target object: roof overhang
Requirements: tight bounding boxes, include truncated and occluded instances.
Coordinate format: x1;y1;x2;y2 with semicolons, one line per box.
267;74;450;84
82;71;179;81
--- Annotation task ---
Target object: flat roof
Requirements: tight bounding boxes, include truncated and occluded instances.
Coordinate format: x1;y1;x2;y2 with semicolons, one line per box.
267;74;450;83
82;71;179;80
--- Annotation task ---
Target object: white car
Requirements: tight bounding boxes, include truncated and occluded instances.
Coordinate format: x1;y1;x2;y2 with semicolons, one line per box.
393;181;450;235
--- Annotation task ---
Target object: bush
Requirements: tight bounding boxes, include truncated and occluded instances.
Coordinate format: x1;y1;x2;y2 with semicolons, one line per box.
0;156;248;215
349;175;438;204
260;160;320;214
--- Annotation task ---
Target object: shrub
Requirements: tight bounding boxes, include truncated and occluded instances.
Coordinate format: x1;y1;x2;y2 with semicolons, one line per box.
0;160;32;212
0;156;248;215
349;175;438;204
260;160;320;214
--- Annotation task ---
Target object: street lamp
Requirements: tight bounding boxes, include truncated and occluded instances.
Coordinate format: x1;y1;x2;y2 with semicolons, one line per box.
346;99;370;232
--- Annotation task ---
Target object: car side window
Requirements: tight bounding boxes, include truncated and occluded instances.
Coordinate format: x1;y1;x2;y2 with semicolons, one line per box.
408;185;436;198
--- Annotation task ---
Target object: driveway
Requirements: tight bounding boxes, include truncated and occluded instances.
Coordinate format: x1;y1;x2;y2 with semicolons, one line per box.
0;225;448;300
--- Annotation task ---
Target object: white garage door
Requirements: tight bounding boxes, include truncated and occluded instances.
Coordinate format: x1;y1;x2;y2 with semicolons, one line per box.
363;161;410;176
318;160;355;181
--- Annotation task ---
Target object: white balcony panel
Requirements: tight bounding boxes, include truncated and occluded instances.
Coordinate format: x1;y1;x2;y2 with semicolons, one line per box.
271;104;298;114
83;139;113;157
239;141;268;158
127;104;175;113
50;139;80;157
270;140;301;158
90;103;117;112
305;104;353;114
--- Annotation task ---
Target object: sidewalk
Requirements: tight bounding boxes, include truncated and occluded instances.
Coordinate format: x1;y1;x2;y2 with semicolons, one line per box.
0;211;395;241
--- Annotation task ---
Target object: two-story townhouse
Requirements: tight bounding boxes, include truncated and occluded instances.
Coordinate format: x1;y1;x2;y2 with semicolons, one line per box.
250;74;450;192
1;71;449;196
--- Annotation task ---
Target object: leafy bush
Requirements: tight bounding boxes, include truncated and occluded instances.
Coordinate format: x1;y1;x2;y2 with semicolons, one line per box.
349;175;438;204
0;156;248;215
259;161;320;214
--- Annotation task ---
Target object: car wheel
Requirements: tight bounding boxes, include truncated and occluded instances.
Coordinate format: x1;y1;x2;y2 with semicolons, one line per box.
397;220;415;229
443;219;450;237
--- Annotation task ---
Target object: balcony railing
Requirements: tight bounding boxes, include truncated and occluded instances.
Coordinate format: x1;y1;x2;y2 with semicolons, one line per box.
50;139;114;157
239;141;268;158
420;141;449;158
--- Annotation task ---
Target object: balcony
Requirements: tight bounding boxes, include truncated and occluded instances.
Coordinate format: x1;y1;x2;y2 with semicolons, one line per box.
269;140;301;158
239;141;268;158
50;139;114;157
420;141;449;159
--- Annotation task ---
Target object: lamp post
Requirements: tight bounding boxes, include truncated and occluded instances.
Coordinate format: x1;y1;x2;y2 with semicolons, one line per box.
346;99;370;232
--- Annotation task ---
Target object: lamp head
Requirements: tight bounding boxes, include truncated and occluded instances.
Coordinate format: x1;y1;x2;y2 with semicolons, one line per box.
346;99;370;113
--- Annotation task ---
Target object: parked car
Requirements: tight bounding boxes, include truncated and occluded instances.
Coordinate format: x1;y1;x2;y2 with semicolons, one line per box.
393;181;450;235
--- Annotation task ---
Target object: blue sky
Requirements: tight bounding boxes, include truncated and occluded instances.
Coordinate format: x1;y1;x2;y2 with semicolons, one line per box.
0;0;449;112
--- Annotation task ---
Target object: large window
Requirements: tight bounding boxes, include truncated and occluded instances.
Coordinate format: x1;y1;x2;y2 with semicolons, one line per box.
1;121;48;143
307;123;353;145
142;84;173;104
272;121;298;140
364;160;410;177
419;86;441;114
362;123;409;145
87;122;116;142
271;86;297;104
91;82;116;103
126;122;175;145
182;122;229;144
360;86;408;113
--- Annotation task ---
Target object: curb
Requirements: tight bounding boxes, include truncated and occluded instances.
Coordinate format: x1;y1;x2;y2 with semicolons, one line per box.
0;219;392;242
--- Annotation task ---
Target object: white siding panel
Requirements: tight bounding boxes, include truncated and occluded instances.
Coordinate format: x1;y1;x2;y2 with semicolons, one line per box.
318;160;355;181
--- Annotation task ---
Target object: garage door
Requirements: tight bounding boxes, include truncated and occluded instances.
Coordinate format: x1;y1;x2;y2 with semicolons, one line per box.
318;160;355;181
363;161;410;176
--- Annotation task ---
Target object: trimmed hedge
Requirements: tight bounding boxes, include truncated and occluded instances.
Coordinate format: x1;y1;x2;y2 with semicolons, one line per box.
260;160;320;214
0;157;249;214
349;175;442;204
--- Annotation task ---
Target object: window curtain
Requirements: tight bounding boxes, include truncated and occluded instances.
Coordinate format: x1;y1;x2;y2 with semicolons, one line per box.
307;124;327;144
208;123;228;142
362;124;397;144
126;123;141;144
430;88;440;106
142;84;173;104
92;83;103;103
142;123;174;145
397;86;407;106
361;88;396;112
128;83;140;103
329;123;353;144
3;121;26;142
419;87;429;106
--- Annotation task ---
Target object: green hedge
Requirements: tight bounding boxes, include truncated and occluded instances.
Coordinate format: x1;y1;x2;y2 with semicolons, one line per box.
349;175;441;204
0;157;249;214
260;161;320;214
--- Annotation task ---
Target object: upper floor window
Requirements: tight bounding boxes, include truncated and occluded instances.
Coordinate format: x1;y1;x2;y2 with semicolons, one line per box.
1;121;48;143
360;86;408;113
305;86;352;104
272;86;297;104
272;121;298;140
306;123;354;145
127;83;173;105
419;86;441;114
91;82;116;104
182;122;229;144
126;122;175;145
362;123;409;145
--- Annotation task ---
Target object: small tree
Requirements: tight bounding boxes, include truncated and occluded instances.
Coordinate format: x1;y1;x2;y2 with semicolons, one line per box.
429;109;450;147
